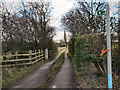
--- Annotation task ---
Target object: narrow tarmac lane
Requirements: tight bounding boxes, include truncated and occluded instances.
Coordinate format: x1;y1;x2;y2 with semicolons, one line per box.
48;51;76;88
9;50;65;88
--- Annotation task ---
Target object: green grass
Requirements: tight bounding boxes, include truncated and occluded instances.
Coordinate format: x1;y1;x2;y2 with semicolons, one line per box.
2;50;66;88
67;52;78;75
48;52;60;61
2;49;65;87
67;52;80;84
2;60;48;87
39;50;66;88
67;52;108;88
2;51;59;88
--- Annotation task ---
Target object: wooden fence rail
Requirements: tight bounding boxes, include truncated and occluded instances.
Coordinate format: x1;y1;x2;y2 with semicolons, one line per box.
0;49;51;68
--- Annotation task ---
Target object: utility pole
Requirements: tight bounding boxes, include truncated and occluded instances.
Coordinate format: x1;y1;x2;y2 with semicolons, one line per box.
118;1;120;87
0;2;2;88
106;4;112;89
118;0;120;56
118;1;120;22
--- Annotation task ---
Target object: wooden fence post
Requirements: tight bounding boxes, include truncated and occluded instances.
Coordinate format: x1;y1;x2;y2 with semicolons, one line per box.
29;50;32;64
35;50;37;59
15;51;18;65
41;49;43;61
38;50;40;60
15;51;18;59
45;49;48;60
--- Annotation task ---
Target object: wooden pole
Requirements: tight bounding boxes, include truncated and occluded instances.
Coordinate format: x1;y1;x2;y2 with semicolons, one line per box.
38;49;40;60
29;50;32;64
15;51;18;59
41;50;43;61
35;50;37;61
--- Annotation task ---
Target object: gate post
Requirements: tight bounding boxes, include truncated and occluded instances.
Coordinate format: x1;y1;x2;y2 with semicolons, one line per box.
45;49;48;60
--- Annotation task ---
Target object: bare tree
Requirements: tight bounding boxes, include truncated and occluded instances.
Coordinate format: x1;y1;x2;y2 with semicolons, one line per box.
2;1;56;52
61;1;106;36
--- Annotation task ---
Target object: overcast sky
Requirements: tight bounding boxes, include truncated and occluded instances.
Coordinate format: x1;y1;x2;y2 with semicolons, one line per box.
1;0;120;42
48;0;76;41
1;0;76;42
49;0;120;42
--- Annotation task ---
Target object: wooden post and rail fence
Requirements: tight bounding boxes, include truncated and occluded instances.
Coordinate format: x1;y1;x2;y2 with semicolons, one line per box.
0;49;51;68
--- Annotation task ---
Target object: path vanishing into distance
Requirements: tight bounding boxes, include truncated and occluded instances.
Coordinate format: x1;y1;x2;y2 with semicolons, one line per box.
6;49;76;89
48;51;76;88
9;50;66;88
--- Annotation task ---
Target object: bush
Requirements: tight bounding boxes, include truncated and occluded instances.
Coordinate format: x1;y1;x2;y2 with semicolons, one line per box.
74;36;90;71
71;33;120;87
74;35;106;74
68;37;75;55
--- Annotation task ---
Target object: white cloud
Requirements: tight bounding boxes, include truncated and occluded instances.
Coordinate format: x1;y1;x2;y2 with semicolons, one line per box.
49;0;76;28
50;0;75;17
53;30;71;42
1;0;120;41
48;0;75;41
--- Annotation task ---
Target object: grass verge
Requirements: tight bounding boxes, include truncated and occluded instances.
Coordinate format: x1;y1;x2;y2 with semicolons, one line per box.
39;50;66;88
2;51;59;88
67;52;79;85
67;52;107;88
67;52;77;75
2;60;48;87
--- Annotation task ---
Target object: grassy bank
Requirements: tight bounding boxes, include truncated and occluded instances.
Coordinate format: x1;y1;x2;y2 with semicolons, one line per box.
3;60;48;87
67;52;77;75
39;50;66;88
2;51;59;87
67;52;107;88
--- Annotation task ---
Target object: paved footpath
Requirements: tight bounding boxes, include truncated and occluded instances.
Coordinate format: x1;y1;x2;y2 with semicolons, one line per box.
9;50;65;88
48;51;76;88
